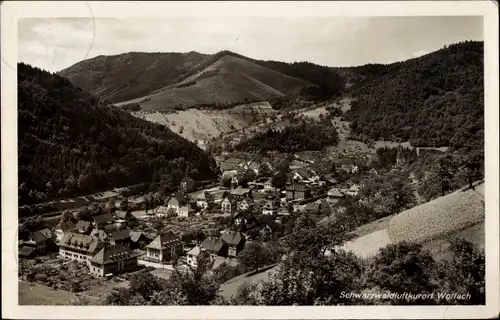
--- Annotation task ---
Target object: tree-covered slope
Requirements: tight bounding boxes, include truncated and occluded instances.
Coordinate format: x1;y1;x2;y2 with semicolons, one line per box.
343;41;484;148
57;51;209;103
18;63;217;205
233;119;339;154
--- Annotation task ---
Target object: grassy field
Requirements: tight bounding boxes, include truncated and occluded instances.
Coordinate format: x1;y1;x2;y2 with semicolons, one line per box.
340;229;393;260
352;214;394;238
19;280;75;305
219;265;278;300
151;268;173;280
132;108;253;146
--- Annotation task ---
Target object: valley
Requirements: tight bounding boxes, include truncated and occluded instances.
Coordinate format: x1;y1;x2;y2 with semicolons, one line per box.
17;40;486;307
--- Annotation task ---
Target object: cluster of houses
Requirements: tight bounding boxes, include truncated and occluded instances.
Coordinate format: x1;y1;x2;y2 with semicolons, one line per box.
142;154;363;223
19;199;249;278
19;152;366;280
186;230;246;268
19;209;154;277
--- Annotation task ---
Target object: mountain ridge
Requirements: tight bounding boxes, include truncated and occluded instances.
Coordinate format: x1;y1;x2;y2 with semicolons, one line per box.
58;50;343;107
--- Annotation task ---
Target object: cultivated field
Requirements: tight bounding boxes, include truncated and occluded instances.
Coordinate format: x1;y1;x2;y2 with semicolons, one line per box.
132;109;250;145
131;101;278;147
388;186;485;244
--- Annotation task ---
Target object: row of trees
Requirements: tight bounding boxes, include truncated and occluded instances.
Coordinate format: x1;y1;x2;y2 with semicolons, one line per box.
415;150;483;201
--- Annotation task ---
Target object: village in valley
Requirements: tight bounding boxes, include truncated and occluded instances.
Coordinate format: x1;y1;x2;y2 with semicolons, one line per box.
18;141;370;303
14;14;488;308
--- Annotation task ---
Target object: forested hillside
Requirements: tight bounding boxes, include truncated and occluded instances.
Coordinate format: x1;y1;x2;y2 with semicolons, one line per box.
255;60;344;100
58;51;209;103
233;119;339;154
18;63;217;205
344;41;484;148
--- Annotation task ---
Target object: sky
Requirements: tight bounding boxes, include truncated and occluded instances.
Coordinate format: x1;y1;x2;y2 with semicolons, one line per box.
18;16;483;73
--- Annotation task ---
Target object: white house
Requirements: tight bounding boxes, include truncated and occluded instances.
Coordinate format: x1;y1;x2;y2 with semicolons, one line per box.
178;206;195;218
196;192;214;210
262;200;279;215
237;198;254;211
154;206;170;217
221;197;236;214
327;188;345;203
187;245;201;267
58;232;102;267
167;197;180;213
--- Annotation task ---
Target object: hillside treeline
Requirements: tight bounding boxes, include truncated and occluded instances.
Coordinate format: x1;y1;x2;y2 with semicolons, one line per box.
18;63;216;205
344;41;484;148
233;121;339;154
256;60;345;100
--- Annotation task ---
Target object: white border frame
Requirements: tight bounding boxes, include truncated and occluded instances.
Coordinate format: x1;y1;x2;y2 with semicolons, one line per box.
2;1;499;319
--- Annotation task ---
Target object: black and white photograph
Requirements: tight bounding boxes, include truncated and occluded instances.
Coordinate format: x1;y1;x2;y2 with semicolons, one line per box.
2;1;499;319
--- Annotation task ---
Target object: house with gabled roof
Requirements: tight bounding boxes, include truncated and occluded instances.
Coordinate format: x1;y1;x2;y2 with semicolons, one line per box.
145;231;183;264
221;196;237;214
305;202;321;214
89;244;140;277
231;211;256;229
286;184;312;201
340;184;360;197
114;210;130;221
200;237;227;260
327;188;345;203
19;242;37;258
230;187;252;200
246;161;260;175
166;197;180;213
29;229;53;254
262;199;280;215
291;168;320;185
220;230;246;257
108;229;132;247
54;220;77;243
154;205;170;217
196;191;214;210
166;191;187;214
237;197;255;211
129;231;152;249
58;232;102;266
178;205;195;218
187;245;202;267
220;158;243;172
92;212;114;229
222;170;238;181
